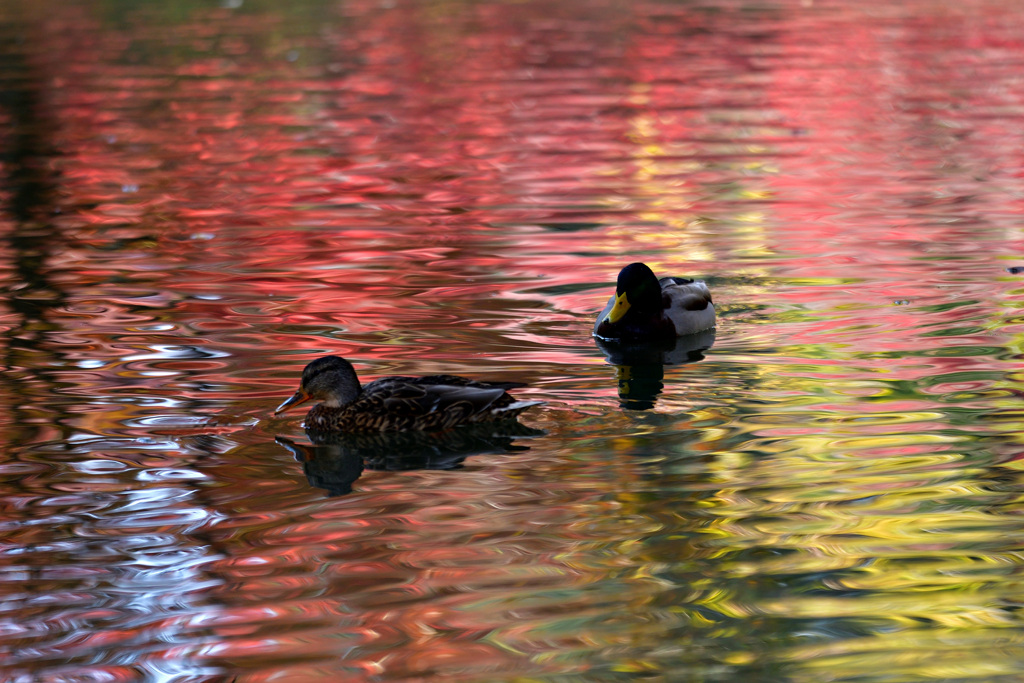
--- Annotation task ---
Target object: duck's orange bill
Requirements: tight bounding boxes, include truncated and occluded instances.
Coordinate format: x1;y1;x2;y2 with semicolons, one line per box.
275;389;310;415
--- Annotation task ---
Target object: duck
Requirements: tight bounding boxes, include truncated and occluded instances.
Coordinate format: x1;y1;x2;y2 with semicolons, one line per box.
274;355;543;433
593;262;715;341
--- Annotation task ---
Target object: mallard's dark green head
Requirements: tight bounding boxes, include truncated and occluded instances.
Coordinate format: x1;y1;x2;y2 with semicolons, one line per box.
275;355;362;414
607;262;662;323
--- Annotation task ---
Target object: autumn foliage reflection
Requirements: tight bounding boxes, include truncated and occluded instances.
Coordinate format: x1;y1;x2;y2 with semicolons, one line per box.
2;0;1024;681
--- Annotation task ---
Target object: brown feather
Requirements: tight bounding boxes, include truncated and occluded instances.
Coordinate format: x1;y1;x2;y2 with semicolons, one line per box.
284;357;541;433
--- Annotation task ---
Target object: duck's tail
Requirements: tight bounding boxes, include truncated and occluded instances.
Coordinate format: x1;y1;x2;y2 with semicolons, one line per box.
494;400;545;417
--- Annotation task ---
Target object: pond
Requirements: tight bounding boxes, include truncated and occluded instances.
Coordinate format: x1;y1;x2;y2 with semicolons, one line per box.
2;0;1024;680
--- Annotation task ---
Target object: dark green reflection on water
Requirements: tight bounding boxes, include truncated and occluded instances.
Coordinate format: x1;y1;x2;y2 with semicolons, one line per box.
0;15;71;447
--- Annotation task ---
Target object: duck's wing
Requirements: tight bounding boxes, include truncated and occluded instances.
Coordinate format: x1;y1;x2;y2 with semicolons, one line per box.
661;279;712;307
365;377;509;418
395;374;526;390
661;279;716;335
660;277;713;304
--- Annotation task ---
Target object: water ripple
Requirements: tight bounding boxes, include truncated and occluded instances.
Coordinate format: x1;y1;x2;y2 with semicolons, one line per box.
3;0;1024;681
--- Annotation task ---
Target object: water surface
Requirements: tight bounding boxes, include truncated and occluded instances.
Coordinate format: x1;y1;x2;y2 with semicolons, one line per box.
2;0;1024;680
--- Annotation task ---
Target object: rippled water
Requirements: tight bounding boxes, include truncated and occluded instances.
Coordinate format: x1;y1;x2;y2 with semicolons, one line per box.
3;0;1024;680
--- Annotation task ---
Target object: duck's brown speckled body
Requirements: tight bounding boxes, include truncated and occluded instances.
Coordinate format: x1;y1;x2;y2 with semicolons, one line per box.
275;356;542;433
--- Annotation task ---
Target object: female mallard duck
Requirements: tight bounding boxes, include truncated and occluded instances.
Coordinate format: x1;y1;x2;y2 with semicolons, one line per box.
274;355;542;433
593;262;715;341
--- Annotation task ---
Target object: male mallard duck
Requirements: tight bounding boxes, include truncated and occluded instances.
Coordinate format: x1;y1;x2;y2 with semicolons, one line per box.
274;355;542;433
593;262;715;341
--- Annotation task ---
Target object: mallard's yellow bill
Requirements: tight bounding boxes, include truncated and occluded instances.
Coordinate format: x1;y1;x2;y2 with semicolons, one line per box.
275;389;310;414
606;292;631;323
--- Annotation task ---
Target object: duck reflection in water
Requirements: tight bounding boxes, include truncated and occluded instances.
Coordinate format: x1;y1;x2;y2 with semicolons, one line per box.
595;329;716;410
276;422;543;496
